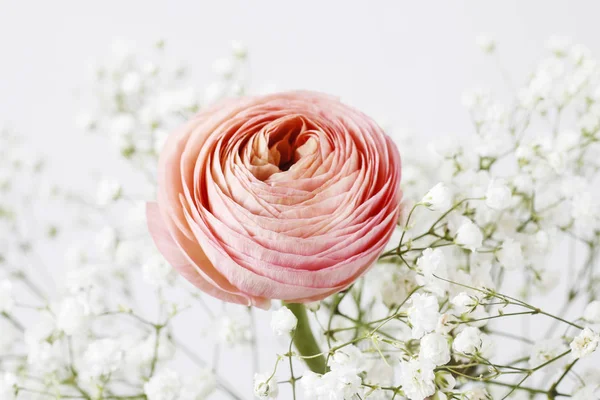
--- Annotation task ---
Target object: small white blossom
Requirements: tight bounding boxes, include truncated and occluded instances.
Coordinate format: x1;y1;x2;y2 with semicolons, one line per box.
180;369;216;400
121;71;142;94
399;359;436;400
55;296;90;335
485;180;512;210
455;219;483;252
546;36;571;57
0;373;17;400
0;279;15;313
142;256;176;287
419;332;450;366
584;301;600;323
570;328;600;359
96;226;118;256
422;183;452;211
254;373;278;399
453;327;494;358
270;306;297;336
96;178;122;206
144;369;181;400
476;34;496;54
218;315;252;346
416;248;448;296
451;292;478;314
83;338;124;378
529;339;568;371
407;293;440;339
496;238;525;270
231;40;248;59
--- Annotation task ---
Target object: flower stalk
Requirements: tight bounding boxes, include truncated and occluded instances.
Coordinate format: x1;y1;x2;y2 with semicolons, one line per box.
284;302;327;374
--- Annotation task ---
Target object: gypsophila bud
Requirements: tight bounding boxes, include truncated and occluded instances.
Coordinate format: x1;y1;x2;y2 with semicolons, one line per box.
422;182;452;211
496;238;524;270
485;180;512;210
570;328;599;359
455;219;483;252
270;306;297;336
451;292;477;314
253;373;278;399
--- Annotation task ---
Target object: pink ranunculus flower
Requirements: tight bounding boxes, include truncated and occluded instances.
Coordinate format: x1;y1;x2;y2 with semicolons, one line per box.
147;91;402;309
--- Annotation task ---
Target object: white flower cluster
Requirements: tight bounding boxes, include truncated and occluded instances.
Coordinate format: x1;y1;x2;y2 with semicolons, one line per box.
3;35;600;400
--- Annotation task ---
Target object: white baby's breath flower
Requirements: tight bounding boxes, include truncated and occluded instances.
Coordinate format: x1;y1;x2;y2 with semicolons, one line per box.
546;36;571;57
399;359;436;400
455;219;483;252
0;279;15;313
82;338;124;378
570;328;600;359
254;373;278;399
144;368;181;400
422;182;452;211
584;301;600;323
419;332;450;366
529;339;568;371
451;292;477;314
180;369;216;400
96;226;118;256
142;256;175;287
96;178;122;206
416;248;449;296
476;34;496;54
453;327;494;358
485;180;512;210
212;58;235;78
55;295;91;335
496;238;524;270
407;293;440;339
121;71;142;94
0;373;17;400
270;306;297;336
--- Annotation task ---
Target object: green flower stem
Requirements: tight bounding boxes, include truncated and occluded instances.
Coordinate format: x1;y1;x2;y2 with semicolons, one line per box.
284;302;327;374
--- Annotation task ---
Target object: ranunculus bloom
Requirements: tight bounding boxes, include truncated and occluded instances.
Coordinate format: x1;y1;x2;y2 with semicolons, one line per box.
147;91;402;309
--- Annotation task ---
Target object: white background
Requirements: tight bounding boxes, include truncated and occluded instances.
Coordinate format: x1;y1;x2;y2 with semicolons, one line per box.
2;1;600;398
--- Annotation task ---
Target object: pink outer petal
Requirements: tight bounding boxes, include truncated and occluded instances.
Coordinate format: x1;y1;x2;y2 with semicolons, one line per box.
146;202;270;309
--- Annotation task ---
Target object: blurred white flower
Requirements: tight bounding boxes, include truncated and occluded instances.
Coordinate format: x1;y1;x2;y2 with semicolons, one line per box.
55;295;91;335
485;180;512;210
584;301;600;323
145;369;181;400
476;34;496;53
496;238;524;270
529;339;568;371
270;306;297;336
142;256;175;287
0;373;17;400
180;369;216;400
82;338;124;378
96;178;122;206
0;279;15;313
